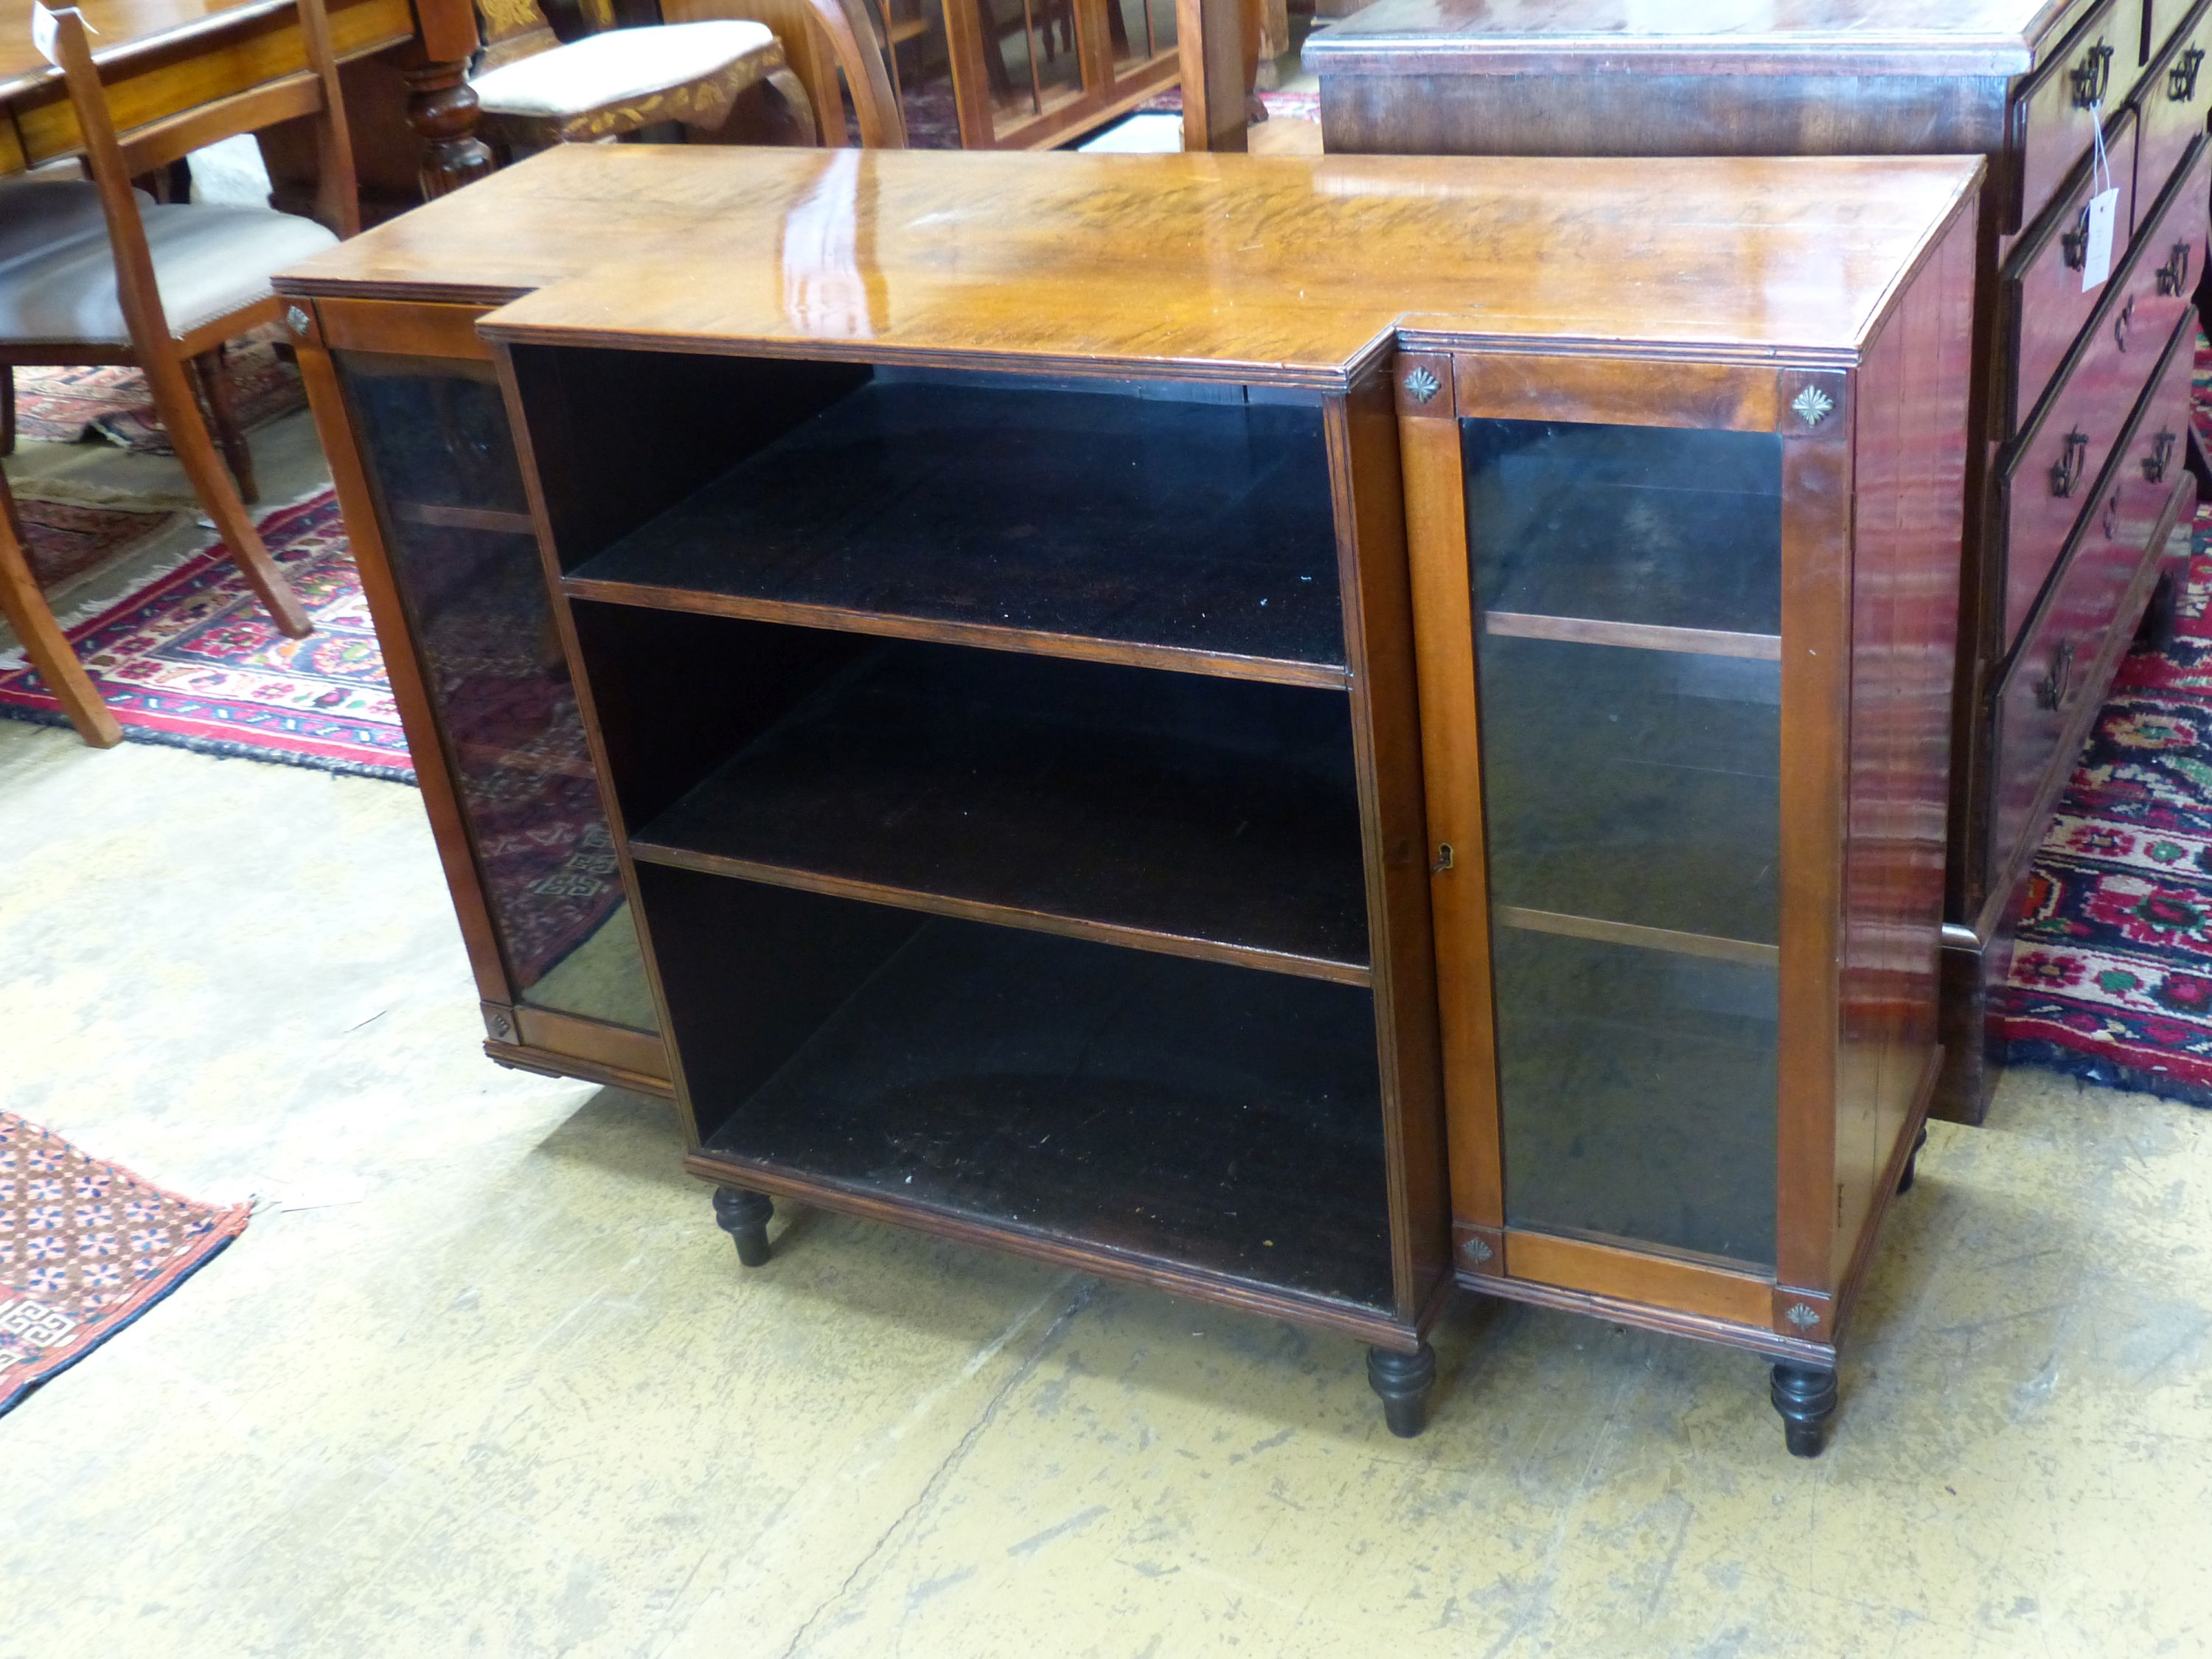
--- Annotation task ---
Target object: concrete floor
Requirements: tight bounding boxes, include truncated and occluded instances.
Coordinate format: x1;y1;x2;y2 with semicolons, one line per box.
5;426;2212;1658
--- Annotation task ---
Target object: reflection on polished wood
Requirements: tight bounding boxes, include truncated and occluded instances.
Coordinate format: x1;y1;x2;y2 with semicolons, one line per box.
276;144;1983;384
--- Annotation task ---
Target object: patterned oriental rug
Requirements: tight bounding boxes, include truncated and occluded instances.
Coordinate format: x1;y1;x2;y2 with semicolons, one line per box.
1997;338;2212;1104
9;335;306;453
11;494;175;588
0;489;625;987
0;1112;248;1417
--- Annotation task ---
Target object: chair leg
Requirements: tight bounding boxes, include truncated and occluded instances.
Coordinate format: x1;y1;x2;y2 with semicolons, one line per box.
2;367;15;457
145;351;309;638
0;479;122;747
191;347;258;504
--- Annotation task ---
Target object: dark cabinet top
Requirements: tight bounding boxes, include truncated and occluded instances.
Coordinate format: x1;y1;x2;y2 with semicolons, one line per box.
282;145;1982;386
1302;0;2085;78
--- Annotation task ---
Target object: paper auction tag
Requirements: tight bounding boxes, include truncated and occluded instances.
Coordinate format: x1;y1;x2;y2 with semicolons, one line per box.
27;4;92;66
2084;109;2118;291
2083;187;2119;288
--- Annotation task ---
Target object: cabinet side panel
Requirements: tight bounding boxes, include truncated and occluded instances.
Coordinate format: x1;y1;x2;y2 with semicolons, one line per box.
1329;373;1453;1324
1834;209;1977;1285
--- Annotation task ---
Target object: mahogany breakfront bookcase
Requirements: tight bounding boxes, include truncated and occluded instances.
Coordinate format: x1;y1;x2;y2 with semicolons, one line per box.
281;145;1979;1449
1307;0;2212;1126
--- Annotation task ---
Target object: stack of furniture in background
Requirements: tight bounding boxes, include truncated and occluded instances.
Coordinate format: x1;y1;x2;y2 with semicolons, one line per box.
278;142;1980;1452
1306;0;2212;1125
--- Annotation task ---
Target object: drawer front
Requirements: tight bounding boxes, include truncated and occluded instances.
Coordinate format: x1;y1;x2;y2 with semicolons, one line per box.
2016;0;2146;228
1997;135;2208;640
2005;105;2140;432
1990;330;2197;880
2147;0;2200;63
2135;0;2212;218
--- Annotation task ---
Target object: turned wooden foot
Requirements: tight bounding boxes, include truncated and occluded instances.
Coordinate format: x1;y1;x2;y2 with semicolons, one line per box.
1770;1363;1837;1458
712;1185;773;1267
1896;1124;1930;1194
403;55;495;200
1366;1341;1436;1438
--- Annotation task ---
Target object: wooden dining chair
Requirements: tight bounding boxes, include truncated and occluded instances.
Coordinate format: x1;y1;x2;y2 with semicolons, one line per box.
519;0;907;150
0;467;121;747
0;0;362;641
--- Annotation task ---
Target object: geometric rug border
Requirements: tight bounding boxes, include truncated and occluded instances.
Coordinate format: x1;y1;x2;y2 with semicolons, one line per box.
0;1225;246;1419
0;700;417;784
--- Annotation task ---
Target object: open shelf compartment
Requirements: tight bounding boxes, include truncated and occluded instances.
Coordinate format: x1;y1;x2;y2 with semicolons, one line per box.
648;868;1399;1315
562;373;1348;686
625;635;1372;982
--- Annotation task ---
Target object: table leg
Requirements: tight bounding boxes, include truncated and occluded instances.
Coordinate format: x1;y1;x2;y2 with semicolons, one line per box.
402;54;495;198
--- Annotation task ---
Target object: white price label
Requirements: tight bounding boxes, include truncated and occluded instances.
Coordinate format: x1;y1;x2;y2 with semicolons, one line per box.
2083;187;2118;291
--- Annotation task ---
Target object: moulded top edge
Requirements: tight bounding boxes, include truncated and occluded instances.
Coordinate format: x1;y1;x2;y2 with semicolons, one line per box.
1301;0;2067;78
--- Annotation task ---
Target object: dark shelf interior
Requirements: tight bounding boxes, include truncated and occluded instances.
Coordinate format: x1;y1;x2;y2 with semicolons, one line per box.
628;640;1370;980
1477;635;1781;949
566;377;1347;681
1464;417;1784;639
644;870;1397;1313
1495;928;1777;1269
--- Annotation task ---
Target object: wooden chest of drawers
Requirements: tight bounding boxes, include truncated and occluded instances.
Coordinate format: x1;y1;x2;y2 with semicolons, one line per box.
1309;0;2212;1124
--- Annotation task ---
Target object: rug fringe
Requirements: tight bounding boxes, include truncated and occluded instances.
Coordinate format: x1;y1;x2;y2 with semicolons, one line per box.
2005;1040;2212;1107
0;704;416;783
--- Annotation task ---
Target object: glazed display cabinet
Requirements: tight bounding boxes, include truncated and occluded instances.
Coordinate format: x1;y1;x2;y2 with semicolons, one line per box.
291;302;669;1094
1308;0;2212;1125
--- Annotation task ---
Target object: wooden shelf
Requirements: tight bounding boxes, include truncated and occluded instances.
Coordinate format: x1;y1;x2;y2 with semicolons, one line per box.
1484;612;1780;661
563;379;1348;687
393;501;536;537
682;910;1398;1313
628;641;1371;982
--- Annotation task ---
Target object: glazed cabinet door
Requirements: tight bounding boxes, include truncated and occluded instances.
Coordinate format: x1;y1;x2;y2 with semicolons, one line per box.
1398;354;1849;1336
291;305;669;1093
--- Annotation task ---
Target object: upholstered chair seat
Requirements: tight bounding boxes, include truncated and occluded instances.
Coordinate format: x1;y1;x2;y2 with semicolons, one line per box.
0;202;335;345
471;19;787;146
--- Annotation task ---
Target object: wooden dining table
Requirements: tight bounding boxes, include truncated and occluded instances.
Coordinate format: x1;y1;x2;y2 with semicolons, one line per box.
0;0;490;198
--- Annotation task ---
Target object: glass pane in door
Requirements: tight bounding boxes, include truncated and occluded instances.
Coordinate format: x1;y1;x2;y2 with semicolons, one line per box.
1463;417;1783;1267
336;353;658;1035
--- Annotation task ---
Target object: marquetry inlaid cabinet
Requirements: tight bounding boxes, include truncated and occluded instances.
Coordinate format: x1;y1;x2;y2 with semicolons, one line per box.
1309;0;2212;1126
282;145;1979;1447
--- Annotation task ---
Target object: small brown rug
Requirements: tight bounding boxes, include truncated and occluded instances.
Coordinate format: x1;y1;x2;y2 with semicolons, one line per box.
0;1111;249;1416
10;493;178;589
9;333;305;453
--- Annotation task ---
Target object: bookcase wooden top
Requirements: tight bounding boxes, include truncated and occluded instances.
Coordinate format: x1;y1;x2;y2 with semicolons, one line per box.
1301;0;2081;78
282;145;1982;386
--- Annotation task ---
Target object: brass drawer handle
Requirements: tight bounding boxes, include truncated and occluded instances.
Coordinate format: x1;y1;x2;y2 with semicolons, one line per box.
2157;240;2194;296
2051;429;2090;497
2115;292;2137;349
2062;204;2092;269
2171;45;2205;100
2073;41;2114;108
2037;639;2077;710
2145;428;2180;484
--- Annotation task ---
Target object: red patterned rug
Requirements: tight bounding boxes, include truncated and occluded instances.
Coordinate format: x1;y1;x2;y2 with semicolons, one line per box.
12;493;177;588
9;334;305;453
1997;338;2212;1104
0;488;625;984
0;1111;249;1417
